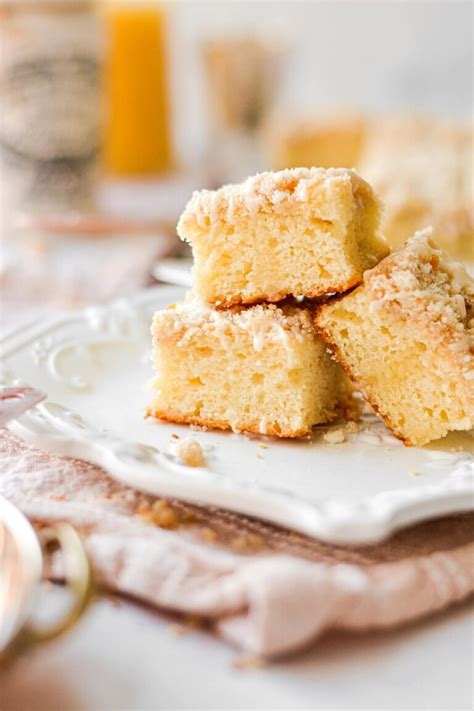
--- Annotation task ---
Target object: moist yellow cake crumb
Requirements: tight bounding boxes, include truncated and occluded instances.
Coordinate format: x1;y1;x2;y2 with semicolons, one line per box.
150;298;349;438
177;167;387;307
316;229;474;446
174;437;206;467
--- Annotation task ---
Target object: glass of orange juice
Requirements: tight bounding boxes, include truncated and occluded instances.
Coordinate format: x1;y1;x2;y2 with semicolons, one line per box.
103;1;174;177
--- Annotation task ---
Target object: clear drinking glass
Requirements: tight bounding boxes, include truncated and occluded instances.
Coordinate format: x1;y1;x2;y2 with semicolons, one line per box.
0;1;103;231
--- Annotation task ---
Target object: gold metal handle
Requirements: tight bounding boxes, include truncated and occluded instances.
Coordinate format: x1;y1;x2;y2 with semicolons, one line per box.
26;524;93;643
4;524;93;664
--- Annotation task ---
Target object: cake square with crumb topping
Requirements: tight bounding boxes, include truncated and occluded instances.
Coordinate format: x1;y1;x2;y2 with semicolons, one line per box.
359;116;473;260
177;167;388;307
269;113;366;172
315;230;474;446
149;300;348;438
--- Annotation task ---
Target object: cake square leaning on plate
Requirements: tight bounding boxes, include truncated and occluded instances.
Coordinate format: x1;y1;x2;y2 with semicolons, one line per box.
149;299;349;438
177;167;388;307
315;229;474;446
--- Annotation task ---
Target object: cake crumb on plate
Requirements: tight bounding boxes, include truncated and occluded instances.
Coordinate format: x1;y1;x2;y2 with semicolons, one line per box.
174;438;206;467
323;428;346;444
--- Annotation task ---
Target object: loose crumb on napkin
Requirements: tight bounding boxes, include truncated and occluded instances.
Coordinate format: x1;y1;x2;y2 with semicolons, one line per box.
200;526;218;542
232;655;266;671
231;533;264;552
136;499;180;529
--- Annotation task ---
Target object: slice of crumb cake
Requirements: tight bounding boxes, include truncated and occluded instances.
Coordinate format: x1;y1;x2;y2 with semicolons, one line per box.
315;229;474;446
149;299;348;437
358;116;473;260
177;168;388;307
268;112;366;171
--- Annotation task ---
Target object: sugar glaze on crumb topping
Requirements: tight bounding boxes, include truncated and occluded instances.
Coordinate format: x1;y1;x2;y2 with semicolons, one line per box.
178;166;373;229
153;298;317;353
365;229;473;333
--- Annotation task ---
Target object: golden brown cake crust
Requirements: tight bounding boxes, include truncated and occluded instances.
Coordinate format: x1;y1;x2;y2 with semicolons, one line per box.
207;274;364;309
148;408;319;439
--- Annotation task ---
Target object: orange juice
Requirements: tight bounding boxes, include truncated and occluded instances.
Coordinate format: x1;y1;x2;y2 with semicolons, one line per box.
103;2;173;176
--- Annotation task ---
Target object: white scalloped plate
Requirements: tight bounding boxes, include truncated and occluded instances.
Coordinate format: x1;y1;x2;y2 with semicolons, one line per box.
1;285;473;544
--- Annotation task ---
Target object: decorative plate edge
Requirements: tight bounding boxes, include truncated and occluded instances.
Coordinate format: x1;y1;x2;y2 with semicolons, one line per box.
7;401;474;545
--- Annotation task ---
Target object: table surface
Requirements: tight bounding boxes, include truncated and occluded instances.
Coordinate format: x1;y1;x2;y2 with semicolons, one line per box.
2;596;473;711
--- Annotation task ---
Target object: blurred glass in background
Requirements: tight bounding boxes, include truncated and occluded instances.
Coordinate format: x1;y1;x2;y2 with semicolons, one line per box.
202;35;286;185
0;0;102;228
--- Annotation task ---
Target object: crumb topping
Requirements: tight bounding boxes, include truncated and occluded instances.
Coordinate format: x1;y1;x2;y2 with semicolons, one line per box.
360;116;472;211
365;229;474;337
153;298;317;352
178;167;370;230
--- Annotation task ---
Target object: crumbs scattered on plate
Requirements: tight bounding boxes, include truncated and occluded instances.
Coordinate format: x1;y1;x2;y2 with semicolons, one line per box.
323;420;360;444
170;437;206;467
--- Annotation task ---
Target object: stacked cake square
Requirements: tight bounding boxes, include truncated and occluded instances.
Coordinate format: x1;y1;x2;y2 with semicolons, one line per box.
149;167;473;446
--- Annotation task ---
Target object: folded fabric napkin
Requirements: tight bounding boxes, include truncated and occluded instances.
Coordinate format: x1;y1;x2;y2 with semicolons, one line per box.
1;428;473;657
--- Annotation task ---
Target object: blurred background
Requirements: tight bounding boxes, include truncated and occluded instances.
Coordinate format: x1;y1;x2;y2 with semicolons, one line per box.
171;0;473;166
0;0;472;324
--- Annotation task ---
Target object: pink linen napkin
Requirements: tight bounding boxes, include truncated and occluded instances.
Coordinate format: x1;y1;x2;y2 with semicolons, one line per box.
1;428;473;657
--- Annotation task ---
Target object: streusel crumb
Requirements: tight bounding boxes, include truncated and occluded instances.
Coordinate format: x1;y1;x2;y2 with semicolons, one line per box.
175;438;206;467
200;527;218;542
323;428;346;444
136;499;180;529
